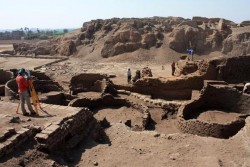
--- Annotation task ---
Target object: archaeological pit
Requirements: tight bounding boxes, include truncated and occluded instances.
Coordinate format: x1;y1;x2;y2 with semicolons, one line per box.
0;56;250;164
177;80;250;138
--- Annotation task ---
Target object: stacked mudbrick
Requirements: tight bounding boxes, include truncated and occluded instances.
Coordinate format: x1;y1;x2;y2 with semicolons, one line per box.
35;107;93;151
0;126;41;158
177;104;245;138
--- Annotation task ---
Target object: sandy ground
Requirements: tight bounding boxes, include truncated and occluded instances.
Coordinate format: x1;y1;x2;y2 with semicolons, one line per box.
74;122;250;167
0;57;58;70
94;106;144;128
197;110;243;124
0;41;249;166
0;44;13;52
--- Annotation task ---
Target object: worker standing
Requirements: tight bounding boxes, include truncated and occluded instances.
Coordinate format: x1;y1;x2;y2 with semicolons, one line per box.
187;49;194;61
127;68;132;83
16;68;36;116
171;61;176;76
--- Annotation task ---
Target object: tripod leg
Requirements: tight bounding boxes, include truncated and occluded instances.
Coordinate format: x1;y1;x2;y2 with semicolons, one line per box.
16;101;20;114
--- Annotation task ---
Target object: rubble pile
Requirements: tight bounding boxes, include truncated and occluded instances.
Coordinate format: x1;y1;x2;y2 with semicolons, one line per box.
141;67;153;77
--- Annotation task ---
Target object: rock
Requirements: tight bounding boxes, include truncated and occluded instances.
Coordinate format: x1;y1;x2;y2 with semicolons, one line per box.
142;33;157;48
57;40;76;56
100;117;111;128
240;20;250;26
93;161;98;166
9;116;21;123
178;20;198;28
153;133;160;137
218;18;227;30
124;119;132;127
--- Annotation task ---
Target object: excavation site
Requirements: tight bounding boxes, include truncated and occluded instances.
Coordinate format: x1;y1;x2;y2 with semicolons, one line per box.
0;15;250;167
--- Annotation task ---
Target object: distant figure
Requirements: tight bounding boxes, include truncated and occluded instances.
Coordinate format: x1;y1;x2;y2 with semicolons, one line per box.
132;70;141;83
162;65;165;70
187;49;194;60
127;68;132;83
243;82;250;94
171;61;176;76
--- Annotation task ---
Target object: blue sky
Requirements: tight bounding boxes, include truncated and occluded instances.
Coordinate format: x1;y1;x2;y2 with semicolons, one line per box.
0;0;249;29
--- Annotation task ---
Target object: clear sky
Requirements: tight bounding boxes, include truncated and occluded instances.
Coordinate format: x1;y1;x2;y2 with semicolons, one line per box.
0;0;249;29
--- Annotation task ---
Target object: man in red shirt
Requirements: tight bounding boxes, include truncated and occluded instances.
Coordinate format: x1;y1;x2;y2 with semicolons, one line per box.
16;68;36;116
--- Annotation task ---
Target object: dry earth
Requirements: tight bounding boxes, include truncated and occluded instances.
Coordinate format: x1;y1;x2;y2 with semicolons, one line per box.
0;41;250;167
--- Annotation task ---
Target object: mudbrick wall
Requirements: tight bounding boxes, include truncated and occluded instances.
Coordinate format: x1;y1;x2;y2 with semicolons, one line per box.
33;80;62;93
214;56;250;83
69;94;150;130
177;82;250;138
5;79;18;97
177;101;245;138
0;126;41;158
115;62;218;100
35;107;93;151
70;73;108;92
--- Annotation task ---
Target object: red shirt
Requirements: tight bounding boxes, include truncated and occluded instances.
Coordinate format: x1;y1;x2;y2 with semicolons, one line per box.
16;75;29;93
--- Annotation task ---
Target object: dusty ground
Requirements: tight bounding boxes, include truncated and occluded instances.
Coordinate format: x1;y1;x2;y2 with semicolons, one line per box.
0;42;250;166
197;110;243;124
94;106;144;128
0;57;59;70
0;44;12;52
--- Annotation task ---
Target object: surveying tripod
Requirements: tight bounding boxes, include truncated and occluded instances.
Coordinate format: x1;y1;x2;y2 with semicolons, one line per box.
16;70;51;116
